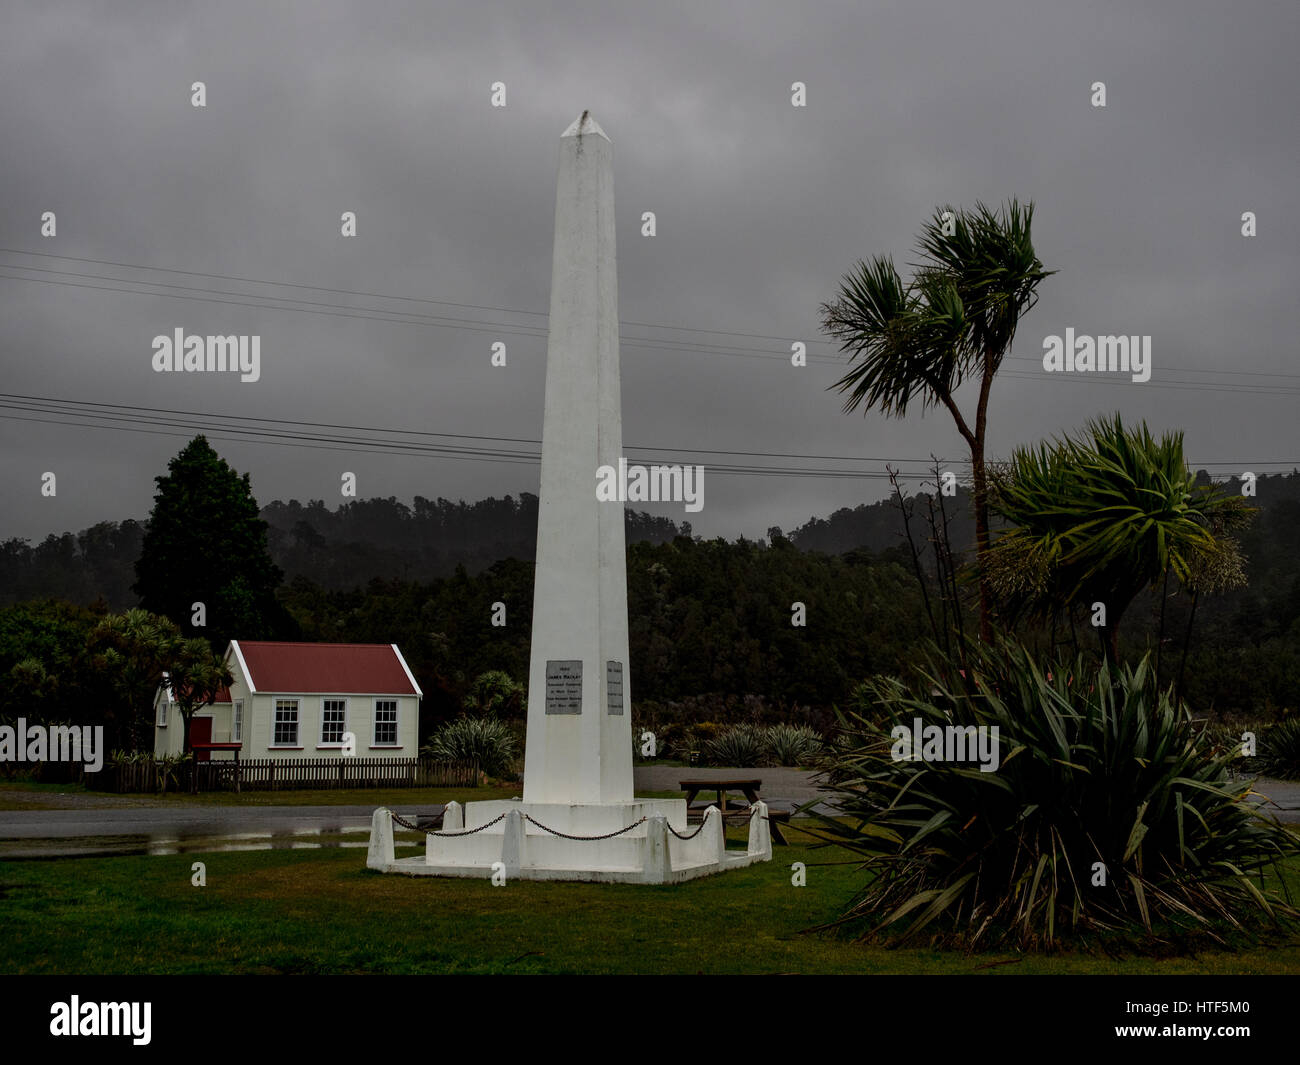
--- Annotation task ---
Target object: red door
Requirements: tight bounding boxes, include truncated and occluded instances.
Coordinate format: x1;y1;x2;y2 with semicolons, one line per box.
191;717;213;761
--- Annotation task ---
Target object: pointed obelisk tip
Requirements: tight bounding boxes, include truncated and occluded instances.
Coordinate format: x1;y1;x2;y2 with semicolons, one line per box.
561;110;609;141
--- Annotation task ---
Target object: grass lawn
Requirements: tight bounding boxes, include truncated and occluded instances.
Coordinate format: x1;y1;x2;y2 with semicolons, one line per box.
3;821;1298;975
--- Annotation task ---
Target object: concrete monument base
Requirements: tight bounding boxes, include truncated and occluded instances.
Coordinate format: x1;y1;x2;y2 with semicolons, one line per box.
366;799;773;884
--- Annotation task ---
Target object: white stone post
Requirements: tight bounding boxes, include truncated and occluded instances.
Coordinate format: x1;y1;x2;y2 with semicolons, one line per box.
642;814;671;883
502;808;526;877
748;801;771;858
366;807;394;870
705;806;726;868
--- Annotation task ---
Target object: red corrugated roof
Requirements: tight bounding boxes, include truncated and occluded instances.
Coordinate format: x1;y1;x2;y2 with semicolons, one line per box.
230;641;420;696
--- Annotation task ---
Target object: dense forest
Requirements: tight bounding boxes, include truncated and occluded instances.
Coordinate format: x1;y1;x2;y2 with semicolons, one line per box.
2;472;1298;744
0;495;689;605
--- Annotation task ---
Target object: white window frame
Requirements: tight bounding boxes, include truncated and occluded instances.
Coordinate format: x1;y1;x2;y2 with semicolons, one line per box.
319;697;348;748
232;698;243;743
157;693;168;727
272;698;300;747
373;699;399;748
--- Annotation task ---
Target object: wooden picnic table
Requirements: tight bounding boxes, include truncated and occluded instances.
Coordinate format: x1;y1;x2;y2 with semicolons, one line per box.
679;777;762;814
678;778;790;844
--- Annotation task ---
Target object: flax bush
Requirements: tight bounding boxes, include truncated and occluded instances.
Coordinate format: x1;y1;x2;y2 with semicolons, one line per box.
1258;719;1300;780
702;723;768;767
805;639;1300;950
422;716;517;778
764;723;822;766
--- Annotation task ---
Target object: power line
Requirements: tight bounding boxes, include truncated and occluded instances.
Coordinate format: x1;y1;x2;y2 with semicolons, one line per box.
0;393;942;466
0;268;834;367
5;245;1298;385
0;246;553;321
0;398;933;480
0;246;828;351
0;413;911;480
0;394;1294;478
0;241;839;345
8;264;1298;393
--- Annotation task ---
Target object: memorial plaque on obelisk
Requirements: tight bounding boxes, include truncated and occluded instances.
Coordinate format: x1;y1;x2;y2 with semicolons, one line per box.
522;112;634;805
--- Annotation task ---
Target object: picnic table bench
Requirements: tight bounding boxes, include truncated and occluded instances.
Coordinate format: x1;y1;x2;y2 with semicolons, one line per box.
678;778;789;844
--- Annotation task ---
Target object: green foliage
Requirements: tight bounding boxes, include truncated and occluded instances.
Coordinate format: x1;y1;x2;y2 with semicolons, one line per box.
156;753;187;794
0;600;105;723
461;670;524;717
675;722;823;767
133;436;291;648
820;200;1056;638
1195;720;1263;762
167;637;234;755
87;608;183;751
274;537;929;726
422;716;518;778
764;723;822;766
805;639;1300;950
821;200;1054;420
654;721;704;761
8;472;1300;725
702;724;767;767
989;415;1251;657
1258;719;1300;780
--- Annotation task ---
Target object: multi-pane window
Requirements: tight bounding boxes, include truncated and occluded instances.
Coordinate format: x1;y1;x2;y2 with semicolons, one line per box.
321;699;347;745
232;699;243;742
374;700;398;746
273;699;299;746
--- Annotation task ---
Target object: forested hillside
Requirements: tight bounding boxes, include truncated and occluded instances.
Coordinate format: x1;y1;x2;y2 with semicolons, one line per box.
2;472;1298;733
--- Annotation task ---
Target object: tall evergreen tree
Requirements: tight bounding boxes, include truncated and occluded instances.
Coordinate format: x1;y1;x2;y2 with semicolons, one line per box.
134;436;289;648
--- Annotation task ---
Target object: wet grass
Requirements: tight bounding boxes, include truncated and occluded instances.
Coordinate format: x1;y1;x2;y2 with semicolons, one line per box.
2;821;1298;975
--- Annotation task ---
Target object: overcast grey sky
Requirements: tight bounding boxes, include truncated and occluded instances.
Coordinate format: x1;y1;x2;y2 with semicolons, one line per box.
1;0;1296;545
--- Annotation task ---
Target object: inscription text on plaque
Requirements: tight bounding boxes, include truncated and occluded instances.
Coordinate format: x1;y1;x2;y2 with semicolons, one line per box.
606;660;624;715
545;659;583;714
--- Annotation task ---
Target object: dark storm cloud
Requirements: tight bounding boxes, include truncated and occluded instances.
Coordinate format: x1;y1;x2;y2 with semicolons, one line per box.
1;0;1296;542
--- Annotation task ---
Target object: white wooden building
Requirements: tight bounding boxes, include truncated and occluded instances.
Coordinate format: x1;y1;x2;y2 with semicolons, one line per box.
154;641;422;760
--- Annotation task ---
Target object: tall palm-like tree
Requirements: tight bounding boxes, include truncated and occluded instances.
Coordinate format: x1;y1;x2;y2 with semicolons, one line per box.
87;608;183;750
820;200;1054;642
167;638;234;758
986;414;1250;663
167;638;234;793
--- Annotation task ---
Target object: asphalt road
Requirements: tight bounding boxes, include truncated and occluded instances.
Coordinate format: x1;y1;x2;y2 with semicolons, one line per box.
1;769;1296;842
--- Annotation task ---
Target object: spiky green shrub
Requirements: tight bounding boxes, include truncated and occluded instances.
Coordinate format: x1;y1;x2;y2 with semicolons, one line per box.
987;414;1250;661
1258;719;1300;780
156;753;186;794
765;723;822;766
702;724;767;767
804;640;1300;950
1196;721;1268;779
422;716;517;778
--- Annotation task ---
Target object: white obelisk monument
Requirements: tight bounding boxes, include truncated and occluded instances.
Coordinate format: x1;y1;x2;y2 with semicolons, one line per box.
522;110;633;806
367;113;771;882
